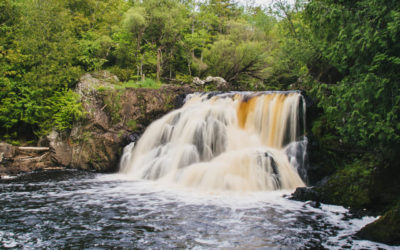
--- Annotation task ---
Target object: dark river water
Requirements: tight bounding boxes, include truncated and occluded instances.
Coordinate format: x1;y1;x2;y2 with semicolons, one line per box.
0;170;396;249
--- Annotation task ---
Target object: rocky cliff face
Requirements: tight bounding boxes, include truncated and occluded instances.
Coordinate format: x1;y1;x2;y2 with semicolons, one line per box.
48;72;192;172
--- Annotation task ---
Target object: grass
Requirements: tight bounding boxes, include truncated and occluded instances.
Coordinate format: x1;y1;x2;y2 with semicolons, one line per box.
120;78;162;89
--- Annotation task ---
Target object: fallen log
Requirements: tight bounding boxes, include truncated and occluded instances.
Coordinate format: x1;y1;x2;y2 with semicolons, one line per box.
18;147;50;152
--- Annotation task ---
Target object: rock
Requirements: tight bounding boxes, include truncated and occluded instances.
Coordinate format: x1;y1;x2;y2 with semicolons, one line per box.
192;76;229;90
0;141;53;176
291;187;321;202
124;133;141;145
46;72;194;172
192;77;205;86
356;204;400;245
204;76;227;86
2;72;193;174
0;142;15;160
304;200;321;209
76;71;118;96
47;131;72;167
75;72;117;130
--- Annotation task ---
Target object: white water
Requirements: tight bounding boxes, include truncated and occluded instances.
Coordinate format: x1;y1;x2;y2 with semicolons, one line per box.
1;172;395;249
120;92;307;191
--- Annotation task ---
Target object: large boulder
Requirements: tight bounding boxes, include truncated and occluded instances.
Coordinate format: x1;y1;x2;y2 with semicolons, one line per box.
75;72;118;130
356;204;400;245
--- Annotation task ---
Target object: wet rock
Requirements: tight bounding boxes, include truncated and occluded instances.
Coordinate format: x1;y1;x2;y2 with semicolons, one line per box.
356;204;400;245
304;200;321;209
291;187;321;202
124;133;141;145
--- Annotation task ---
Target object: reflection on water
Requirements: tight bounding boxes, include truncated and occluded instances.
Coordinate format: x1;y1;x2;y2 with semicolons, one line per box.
0;170;394;249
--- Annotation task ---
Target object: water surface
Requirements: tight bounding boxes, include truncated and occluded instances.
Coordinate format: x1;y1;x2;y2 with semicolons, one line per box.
0;170;396;249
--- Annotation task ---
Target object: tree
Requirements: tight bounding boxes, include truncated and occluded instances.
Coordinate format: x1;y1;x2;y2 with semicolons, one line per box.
304;0;400;150
0;0;87;139
203;20;271;87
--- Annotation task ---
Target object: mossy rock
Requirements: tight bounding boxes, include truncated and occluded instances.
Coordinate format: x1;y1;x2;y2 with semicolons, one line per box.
314;157;375;208
356;204;400;245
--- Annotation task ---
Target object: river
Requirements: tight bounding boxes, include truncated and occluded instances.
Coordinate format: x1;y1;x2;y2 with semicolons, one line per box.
0;170;395;249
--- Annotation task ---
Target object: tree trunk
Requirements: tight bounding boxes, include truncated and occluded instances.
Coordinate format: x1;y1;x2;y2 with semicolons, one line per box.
141;55;144;81
156;47;161;82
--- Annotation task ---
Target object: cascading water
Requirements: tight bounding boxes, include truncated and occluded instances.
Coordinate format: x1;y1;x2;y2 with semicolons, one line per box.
119;91;307;192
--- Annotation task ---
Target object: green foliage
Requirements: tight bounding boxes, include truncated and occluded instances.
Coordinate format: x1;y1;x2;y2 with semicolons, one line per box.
316;156;376;208
304;0;400;150
1;0;398;154
103;91;122;124
0;0;123;139
50;90;85;132
203;20;271;86
126;119;137;131
357;202;400;245
118;78;161;89
0;80;84;137
175;73;193;84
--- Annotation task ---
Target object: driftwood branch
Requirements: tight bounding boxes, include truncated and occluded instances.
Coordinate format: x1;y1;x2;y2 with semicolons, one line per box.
18;152;49;162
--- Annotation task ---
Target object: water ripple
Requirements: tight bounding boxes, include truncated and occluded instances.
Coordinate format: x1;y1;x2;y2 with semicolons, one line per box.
0;170;396;249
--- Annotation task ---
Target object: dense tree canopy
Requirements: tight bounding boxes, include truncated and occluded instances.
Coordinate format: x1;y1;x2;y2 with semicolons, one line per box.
304;0;400;150
0;0;399;157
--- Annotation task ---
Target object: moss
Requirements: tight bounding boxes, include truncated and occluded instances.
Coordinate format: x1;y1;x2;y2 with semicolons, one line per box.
356;203;400;245
164;94;175;110
96;85;109;92
102;90;122;124
316;156;375;208
126;120;137;131
136;93;147;114
79;131;92;143
115;79;162;90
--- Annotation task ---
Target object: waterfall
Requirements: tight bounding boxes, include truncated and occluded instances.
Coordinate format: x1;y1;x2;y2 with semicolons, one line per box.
119;91;307;192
